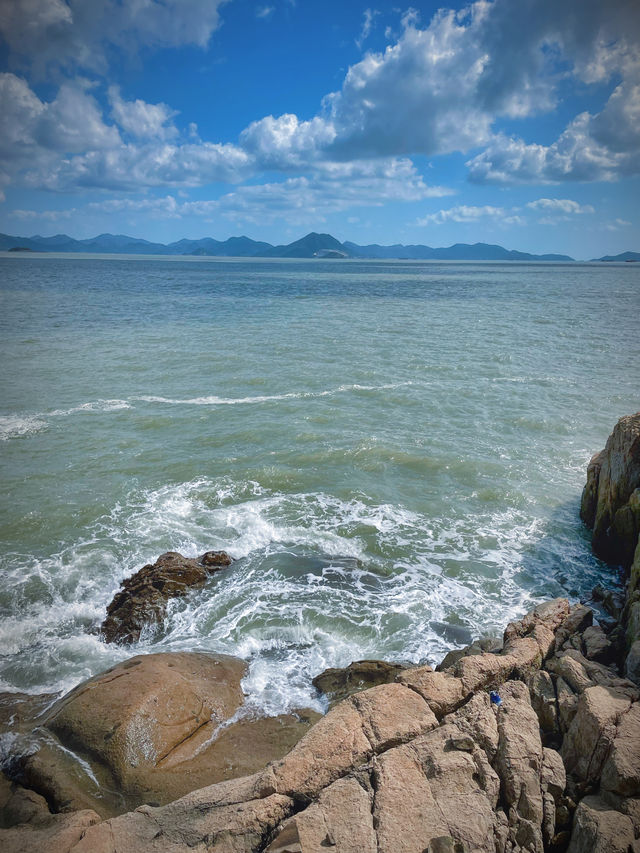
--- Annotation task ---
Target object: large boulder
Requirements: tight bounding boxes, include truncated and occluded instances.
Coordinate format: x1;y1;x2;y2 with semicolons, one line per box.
102;550;233;643
17;652;318;817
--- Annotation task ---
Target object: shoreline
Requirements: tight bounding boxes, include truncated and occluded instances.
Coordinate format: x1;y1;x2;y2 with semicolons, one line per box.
1;413;639;852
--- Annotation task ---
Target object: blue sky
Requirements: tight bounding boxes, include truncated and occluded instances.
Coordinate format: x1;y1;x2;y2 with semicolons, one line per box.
0;0;639;258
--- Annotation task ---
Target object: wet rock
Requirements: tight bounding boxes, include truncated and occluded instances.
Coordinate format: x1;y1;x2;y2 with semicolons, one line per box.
311;659;405;705
567;795;635;853
102;550;233;644
593;584;626;619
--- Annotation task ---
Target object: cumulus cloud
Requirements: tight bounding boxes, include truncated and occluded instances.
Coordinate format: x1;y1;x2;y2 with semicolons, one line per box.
0;0;229;74
108;87;178;140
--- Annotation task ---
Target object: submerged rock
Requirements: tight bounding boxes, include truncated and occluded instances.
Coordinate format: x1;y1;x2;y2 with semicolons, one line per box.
101;550;233;644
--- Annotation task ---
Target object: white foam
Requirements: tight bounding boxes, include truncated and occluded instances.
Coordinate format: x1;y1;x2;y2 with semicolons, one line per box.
135;382;412;407
0;414;48;440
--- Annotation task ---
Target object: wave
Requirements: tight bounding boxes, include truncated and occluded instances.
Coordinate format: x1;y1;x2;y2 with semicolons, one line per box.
135;382;413;407
0;384;410;440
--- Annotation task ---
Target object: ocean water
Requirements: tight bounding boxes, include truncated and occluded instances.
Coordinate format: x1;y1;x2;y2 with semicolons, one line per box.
0;254;638;717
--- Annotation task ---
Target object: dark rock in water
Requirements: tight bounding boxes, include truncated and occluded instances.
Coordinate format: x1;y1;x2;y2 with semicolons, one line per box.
101;550;233;644
430;620;474;646
312;659;406;705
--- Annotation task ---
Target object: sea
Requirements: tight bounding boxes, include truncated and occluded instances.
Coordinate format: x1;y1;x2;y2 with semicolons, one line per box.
0;254;638;719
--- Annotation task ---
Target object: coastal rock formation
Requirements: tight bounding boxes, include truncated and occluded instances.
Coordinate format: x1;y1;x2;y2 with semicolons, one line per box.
580;412;640;569
10;652;319;819
101;550;233;643
3;414;640;852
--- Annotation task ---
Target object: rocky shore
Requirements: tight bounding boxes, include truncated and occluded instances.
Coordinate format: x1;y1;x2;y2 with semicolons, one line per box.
1;413;639;852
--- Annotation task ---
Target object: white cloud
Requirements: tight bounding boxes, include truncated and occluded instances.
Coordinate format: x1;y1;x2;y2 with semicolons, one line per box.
418;197;594;226
256;6;274;20
14;158;451;226
239;113;336;169
417;204;509;226
0;0;229;74
356;9;380;50
526;198;595;214
108;87;178;140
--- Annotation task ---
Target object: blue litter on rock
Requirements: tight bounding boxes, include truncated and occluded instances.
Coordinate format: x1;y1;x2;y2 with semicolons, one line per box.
490;691;502;705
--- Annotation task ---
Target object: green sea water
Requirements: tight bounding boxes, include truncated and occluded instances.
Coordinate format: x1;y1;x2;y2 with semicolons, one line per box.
0;254;638;715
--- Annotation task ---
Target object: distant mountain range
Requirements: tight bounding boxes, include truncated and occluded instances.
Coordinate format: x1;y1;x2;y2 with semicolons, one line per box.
1;229;632;262
592;251;640;262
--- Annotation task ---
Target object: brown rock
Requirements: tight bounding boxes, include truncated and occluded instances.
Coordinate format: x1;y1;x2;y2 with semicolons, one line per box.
626;639;640;685
601;701;640;797
581;450;606;528
266;683;437;798
0;808;101;853
396;668;466;719
528;670;558;736
583;624;615;664
373;724;500;853
71;784;293;853
265;773;377;853
22;652;319;818
444;691;499;762
567;795;635;853
561;686;632;784
102;550;233;644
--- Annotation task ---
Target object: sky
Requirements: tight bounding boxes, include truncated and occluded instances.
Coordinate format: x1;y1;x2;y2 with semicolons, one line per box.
0;0;639;258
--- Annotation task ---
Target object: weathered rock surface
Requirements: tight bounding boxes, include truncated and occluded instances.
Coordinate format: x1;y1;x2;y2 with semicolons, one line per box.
102;550;233;643
311;659;405;705
9;652;318;820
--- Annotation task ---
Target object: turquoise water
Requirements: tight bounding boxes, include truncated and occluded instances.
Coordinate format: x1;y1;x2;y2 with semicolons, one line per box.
0;254;638;715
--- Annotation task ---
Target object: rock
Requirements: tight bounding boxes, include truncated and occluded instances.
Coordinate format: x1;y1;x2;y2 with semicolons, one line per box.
396;668;466;719
494;681;544;834
448;735;475;752
582;413;640;568
601;701;640;797
593;584;626;619
528;670;558;737
102;550;233;644
561;685;632;785
553;604;593;653
373;724;500;853
581;450;606;528
626;640;640;685
71;783;293;853
443;692;499;762
311;660;405;705
583;624;615;664
567;795;635;853
265;772;377;853
555;676;579;734
264;683;437;798
16;652;316;818
0;774;51;828
546;648;639;699
0;808;101;853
